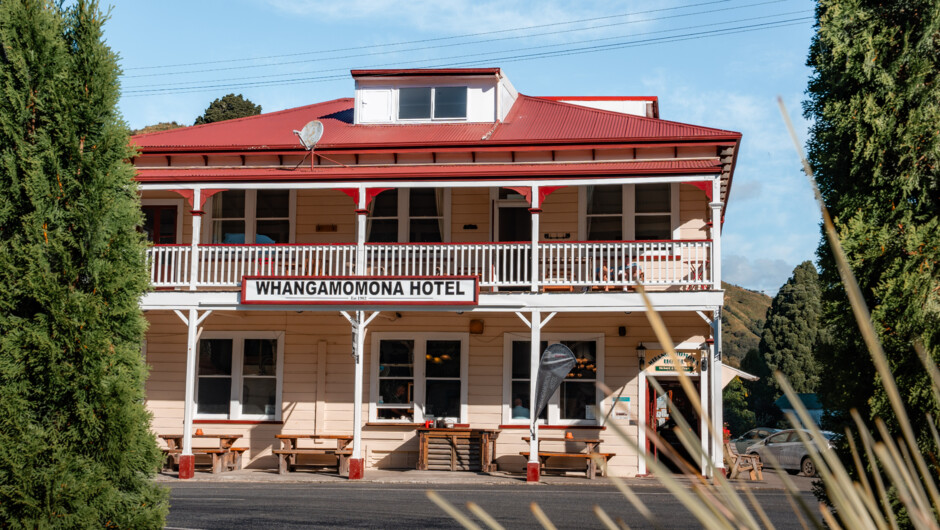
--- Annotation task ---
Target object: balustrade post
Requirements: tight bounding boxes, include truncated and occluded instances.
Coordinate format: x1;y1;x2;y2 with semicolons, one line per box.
189;189;203;290
710;178;722;289
355;186;367;276
530;185;540;292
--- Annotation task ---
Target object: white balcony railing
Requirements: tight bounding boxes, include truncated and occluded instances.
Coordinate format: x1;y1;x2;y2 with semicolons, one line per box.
147;240;712;291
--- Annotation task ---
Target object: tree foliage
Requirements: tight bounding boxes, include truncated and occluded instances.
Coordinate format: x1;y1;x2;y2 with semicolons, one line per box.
0;1;168;526
723;377;756;436
804;0;940;442
759;261;823;394
194;93;261;125
131;121;183;135
740;348;782;427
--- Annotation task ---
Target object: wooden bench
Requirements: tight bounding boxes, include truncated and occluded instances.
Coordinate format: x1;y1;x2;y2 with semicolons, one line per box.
520;451;615;479
159;433;245;475
162;448;238;474
273;448;352;475
274;434;353;476
723;442;762;480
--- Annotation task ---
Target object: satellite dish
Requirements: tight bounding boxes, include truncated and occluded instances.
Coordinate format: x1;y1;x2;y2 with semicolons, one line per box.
293;120;324;150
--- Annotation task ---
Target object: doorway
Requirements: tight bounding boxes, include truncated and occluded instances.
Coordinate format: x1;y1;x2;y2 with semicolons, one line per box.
493;189;532;289
646;377;701;472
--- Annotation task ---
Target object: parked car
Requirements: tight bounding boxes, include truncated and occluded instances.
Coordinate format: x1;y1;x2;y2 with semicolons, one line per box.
731;427;780;454
745;429;839;476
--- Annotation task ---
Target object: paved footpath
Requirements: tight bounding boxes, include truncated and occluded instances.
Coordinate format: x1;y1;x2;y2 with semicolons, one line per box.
161;469;820;529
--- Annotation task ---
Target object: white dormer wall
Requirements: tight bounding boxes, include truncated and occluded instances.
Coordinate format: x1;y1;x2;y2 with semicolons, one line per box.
354;74;518;125
553;98;655;118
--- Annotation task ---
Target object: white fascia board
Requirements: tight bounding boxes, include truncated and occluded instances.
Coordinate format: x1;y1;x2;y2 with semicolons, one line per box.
140;289;724;313
138;174;719;192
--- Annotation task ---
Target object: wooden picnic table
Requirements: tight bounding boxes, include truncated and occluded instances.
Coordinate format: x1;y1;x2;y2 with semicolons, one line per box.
159;433;245;474
273;434;353;475
521;436;613;479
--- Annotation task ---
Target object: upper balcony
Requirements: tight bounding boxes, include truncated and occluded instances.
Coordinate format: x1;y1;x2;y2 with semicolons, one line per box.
147;239;713;292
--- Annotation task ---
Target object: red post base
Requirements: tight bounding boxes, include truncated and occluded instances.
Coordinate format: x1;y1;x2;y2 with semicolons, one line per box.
714;467;727;481
526;462;540;483
348;458;364;480
178;455;195;479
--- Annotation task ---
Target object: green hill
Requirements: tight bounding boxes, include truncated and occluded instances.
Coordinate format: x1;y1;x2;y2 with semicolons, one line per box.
721;282;772;367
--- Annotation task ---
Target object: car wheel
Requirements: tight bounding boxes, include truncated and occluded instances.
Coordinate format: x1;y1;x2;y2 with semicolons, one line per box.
801;457;816;477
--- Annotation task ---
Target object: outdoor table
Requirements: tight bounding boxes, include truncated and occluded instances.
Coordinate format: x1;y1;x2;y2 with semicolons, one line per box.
521;436;612;478
273;434;354;475
159;433;245;474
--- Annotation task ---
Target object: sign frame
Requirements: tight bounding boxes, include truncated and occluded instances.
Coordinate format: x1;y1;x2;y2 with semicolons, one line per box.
240;275;480;306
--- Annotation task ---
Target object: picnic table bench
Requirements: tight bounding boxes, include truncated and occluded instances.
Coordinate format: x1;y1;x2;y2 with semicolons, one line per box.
521;436;614;479
723;442;763;480
159;434;245;474
274;434;353;475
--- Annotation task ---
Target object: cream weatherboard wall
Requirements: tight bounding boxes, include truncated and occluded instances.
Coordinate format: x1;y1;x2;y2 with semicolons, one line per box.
143;310;708;477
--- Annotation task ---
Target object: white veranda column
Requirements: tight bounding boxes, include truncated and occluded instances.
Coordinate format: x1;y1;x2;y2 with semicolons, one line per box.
188;188;202;291
528;310;541;481
530;186;540;292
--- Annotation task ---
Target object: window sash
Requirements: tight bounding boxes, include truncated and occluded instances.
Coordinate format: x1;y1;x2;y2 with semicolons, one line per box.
502;333;604;426
207;190;293;244
195;332;283;421
370;333;468;423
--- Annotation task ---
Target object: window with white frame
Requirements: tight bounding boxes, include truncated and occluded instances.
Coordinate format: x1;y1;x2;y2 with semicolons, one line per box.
502;334;604;425
398;86;468;120
209;190;293;243
367;188;449;243
196;332;284;420
583;184;677;241
371;333;468;423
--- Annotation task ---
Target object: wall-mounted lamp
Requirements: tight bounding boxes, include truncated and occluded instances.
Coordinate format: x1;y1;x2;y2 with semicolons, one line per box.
469;319;484;334
701;341;712;372
637;343;646;367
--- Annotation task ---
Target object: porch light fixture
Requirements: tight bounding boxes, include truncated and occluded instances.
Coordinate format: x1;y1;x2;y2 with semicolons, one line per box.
636;343;646;366
700;343;711;372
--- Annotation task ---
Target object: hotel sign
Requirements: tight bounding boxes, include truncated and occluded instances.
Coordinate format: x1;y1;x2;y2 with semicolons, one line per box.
644;351;701;373
241;276;479;305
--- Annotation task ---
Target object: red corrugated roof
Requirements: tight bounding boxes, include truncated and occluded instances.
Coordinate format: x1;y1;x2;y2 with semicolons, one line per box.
134;159;722;183
352;68;501;77
131;95;740;153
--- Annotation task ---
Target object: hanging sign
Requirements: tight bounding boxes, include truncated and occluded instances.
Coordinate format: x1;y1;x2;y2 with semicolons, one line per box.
241;275;478;305
645;351;701;373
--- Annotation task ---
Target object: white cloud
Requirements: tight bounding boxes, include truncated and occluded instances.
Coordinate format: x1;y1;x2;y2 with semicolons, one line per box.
262;0;663;38
723;254;797;295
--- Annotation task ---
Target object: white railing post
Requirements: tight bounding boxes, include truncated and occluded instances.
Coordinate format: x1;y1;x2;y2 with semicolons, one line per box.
530;186;540;292
189;189;203;290
710;178;722;289
355;186;367;276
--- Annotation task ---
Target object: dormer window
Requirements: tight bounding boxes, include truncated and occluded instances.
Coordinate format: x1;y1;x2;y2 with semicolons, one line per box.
399;86;468;120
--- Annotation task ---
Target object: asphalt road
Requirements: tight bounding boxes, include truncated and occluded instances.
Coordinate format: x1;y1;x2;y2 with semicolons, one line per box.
165;481;819;529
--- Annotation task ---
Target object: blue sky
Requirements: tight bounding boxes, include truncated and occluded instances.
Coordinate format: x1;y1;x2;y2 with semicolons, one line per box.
107;0;819;295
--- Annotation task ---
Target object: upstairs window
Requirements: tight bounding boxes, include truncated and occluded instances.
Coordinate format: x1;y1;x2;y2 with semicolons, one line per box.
398;87;468;120
583;184;676;241
210;190;292;244
367;188;448;242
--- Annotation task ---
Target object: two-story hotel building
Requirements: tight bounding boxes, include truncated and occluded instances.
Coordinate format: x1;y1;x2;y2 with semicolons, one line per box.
133;68;741;480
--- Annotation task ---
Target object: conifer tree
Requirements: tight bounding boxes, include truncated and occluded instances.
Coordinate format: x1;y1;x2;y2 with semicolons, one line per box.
722;377;756;436
759;261;822;395
805;0;940;440
0;1;168;526
740;348;781;427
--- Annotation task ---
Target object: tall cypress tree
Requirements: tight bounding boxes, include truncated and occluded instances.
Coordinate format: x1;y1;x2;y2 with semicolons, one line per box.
759;261;823;395
805;0;940;441
0;1;168;526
